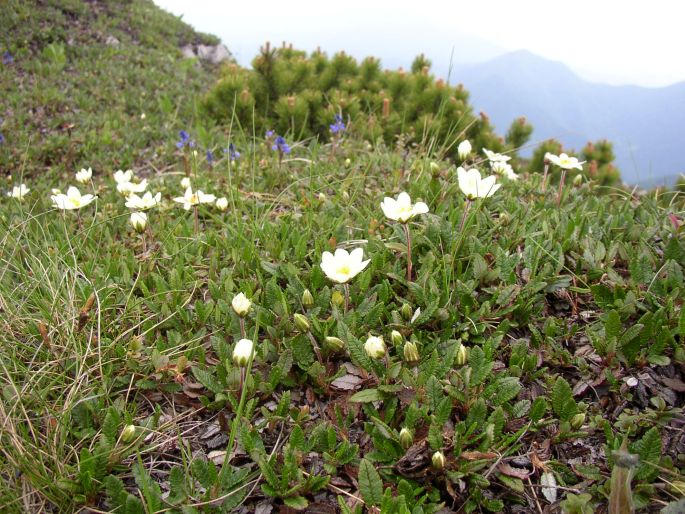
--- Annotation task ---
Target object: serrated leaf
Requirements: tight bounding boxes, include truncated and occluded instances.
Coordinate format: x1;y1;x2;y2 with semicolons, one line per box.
551;376;577;422
349;389;382;403
283;496;309;510
497;473;525;493
604;310;621;340
358;458;383;506
192;367;223;395
484;376;521;406
469;346;493;386
632;427;661;481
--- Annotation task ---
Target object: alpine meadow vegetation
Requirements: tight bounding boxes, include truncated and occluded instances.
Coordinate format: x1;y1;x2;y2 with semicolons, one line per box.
1;1;685;513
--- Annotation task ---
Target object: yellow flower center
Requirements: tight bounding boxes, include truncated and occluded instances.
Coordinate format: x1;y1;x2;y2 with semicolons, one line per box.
337;265;350;276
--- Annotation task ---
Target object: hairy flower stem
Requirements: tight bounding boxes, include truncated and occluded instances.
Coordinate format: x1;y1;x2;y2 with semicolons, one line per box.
239;317;246;339
343;284;350;313
541;163;550;192
557;169;567;206
403;223;413;282
194;205;199;235
142;233;147;254
217;321;259;489
459;199;472;233
306;332;324;364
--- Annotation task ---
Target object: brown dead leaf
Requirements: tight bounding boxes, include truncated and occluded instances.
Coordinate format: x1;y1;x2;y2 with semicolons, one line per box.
330;373;363;391
498;462;531;479
661;377;685;392
461;451;497;460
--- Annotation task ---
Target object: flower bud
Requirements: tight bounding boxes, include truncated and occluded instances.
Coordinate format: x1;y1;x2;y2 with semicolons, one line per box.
181;177;191;189
344;158;351;166
400;303;413;321
294;313;311;332
318;192;326;202
431;451;446;470
121;425;137;443
215;197;228;211
130;212;147;233
232;338;254;367
231;292;251;317
302;289;314;308
573;173;583;186
331;290;344;307
570;413;586;430
458;140;472;160
403;341;420;365
391;330;403;346
399;428;413;449
342;191;350;202
455;344;468;366
324;336;345;353
364;336;386;359
429;161;440;175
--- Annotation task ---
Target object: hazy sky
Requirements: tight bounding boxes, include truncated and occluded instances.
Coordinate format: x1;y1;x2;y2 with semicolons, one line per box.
155;0;685;87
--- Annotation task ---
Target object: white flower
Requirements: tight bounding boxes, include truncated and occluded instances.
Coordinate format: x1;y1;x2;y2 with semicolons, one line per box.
216;197;228;211
483;148;511;163
117;179;148;195
125;191;161;210
130;212;147;233
364;336;386;359
8;184;30;200
113;169;134;184
51;188;62;195
457;167;501;200
491;161;518;181
232;338;254;366
181;177;191;189
173;187;216;210
51;186;96;210
320;248;370;284
547;152;585;171
75;168;92;184
457;140;472;160
231;293;251;317
380;192;429;223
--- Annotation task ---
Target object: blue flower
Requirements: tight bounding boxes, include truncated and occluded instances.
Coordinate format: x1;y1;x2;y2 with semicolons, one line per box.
206;150;214;163
265;130;274;138
223;143;241;161
330;114;346;134
2;52;13;65
272;135;291;154
176;130;195;149
0;133;4;144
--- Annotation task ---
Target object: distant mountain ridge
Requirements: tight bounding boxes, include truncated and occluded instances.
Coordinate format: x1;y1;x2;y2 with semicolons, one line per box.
453;50;685;186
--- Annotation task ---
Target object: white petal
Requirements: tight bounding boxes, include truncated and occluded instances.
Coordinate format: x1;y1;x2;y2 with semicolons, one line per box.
412;202;429;215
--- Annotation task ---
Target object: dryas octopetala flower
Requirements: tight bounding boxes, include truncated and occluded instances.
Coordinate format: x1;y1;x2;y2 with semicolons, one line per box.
215;197;228;211
231;293;251;317
458;140;472;160
457;167;501;200
117;179;148;195
380;192;429;223
399;428;414;449
173;187;216;210
232;338;254;366
51;186;96;210
8;184;30;200
491;161;518;181
547;152;585;171
75;167;92;184
130;212;147;233
432;451;446;470
364;336;386;359
320;248;370;284
113;169;134;184
125;191;161;210
483;148;511;163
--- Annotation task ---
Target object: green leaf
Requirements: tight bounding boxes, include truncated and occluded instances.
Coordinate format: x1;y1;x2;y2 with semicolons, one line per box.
550;376;577;422
349;389;382;403
604;310;621;340
358;458;383;506
469;346;493;386
632;427;661;481
192;366;223;395
484;376;521;407
283;496;309;510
